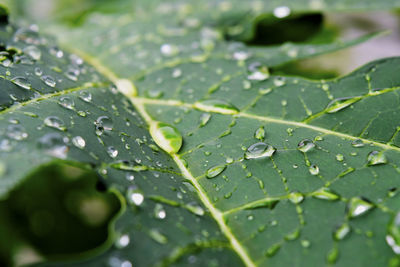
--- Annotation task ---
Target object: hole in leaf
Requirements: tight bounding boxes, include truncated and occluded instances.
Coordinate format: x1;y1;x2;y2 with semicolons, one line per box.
0;162;121;266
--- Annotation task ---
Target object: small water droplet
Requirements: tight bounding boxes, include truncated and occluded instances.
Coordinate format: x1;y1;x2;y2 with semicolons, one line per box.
38;133;68;159
333;223;351;241
336;154;344;162
301;240;311;248
351;139;364;147
72;136;85;149
288;192;304;204
149;229;168;244
95;116;113;135
347;197;374;218
367;151;388;166
49;46;64;58
206;165;226;178
326;247;339;264
245;142;276;159
44;116;66;131
79;91;92;102
297;139;315;152
386;212;400;254
273;77;286;87
23;45;41;60
126;186;144;206
326;97;361;113
194;99;239;114
154;204;166;219
58;96;75;110
265;243;281;257
199;113;211;127
254;126;265;140
247;62;269;81
7;125;28;140
309;164;319;175
172;68;182;78
41;75;56;87
149;122;182;154
34;67;43;76
311;188;340;201
107;146;118;158
11;76;31;90
115;234;130;249
160;44;179;57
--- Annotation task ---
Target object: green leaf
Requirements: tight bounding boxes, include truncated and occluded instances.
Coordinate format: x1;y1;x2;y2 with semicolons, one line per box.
2;1;400;266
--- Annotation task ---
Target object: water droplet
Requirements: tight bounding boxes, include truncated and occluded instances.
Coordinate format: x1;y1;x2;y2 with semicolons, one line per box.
206;165;226;178
126;186;144;206
199;113;211;127
107;146;118;158
194;99;239;114
172;68;182;78
41;75;56;87
65;67;80;81
347;197;374;218
367;151;388;166
386;212;400;254
301;240;311;248
326;97;361;113
7;125;28;140
115;234;130;249
247;62;269;81
11;76;31;90
336;154;344;162
79;91;92;102
309;164;319;175
34;67;43;76
351;139;364;147
149;229;168;244
111;161;148;172
297;139;315;152
285;228;300;241
49;46;64;58
23;45;41;60
273;77;286;87
333;223;351;241
273;6;291;18
72;136;85;149
160;44;179;57
58;96;74;110
326;247;339;264
38;133;68;159
245;142;276;159
254;126;265;140
154;204;166;219
311;188;340;201
95;116;113;135
288;192;304;204
186;202;204;216
149;122;182;154
44;116;66;131
265;243;281;257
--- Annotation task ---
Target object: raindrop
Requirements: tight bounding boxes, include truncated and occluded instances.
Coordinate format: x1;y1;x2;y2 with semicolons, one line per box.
386;212;400;254
233;51;251;61
326;247;339;264
265;243;281;257
336;154;344;162
254;126;265;140
288;192;304;204
72;136;85;149
41;75;56;87
351;139;364;147
273;6;291;18
245;142;276;159
160;44;179;57
38;133;68;159
311;188;340;201
309;164;319;175
23;45;41;60
11;77;31;90
58;96;75;110
194;99;239;114
172;68;182;78
273;77;286;87
297;139;315;152
49;46;64;58
149;229;168;244
149;121;182;154
115;234;130;249
247;62;269;81
333;223;351;241
347;197;374;218
154;204;166;219
199;113;211;127
79;91;92;102
107;146;118;158
44;116;66;131
206;165;226;178
95;116;113;135
126;173;134;181
126;186;144;206
301;240;311;248
186;202;205;216
7;125;28;140
367;151;388;166
111;161;148;172
326;97;361;113
34;67;43;76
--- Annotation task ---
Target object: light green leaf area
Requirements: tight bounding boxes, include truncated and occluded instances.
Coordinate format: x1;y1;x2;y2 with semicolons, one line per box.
3;1;400;266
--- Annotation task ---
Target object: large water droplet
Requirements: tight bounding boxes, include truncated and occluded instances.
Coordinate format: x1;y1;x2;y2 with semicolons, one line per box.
38;133;68;159
333;223;351;241
326;97;361;113
72;136;85;149
7;125;28;140
11;76;31;90
297;139;315;152
41;75;56;87
206;165;226;178
367;151;388;166
273;6;291;18
44;116;66;131
58;96;75;110
194;99;239;114
245;142;276;159
149;122;182;154
95;116;113;136
347;197;374;218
